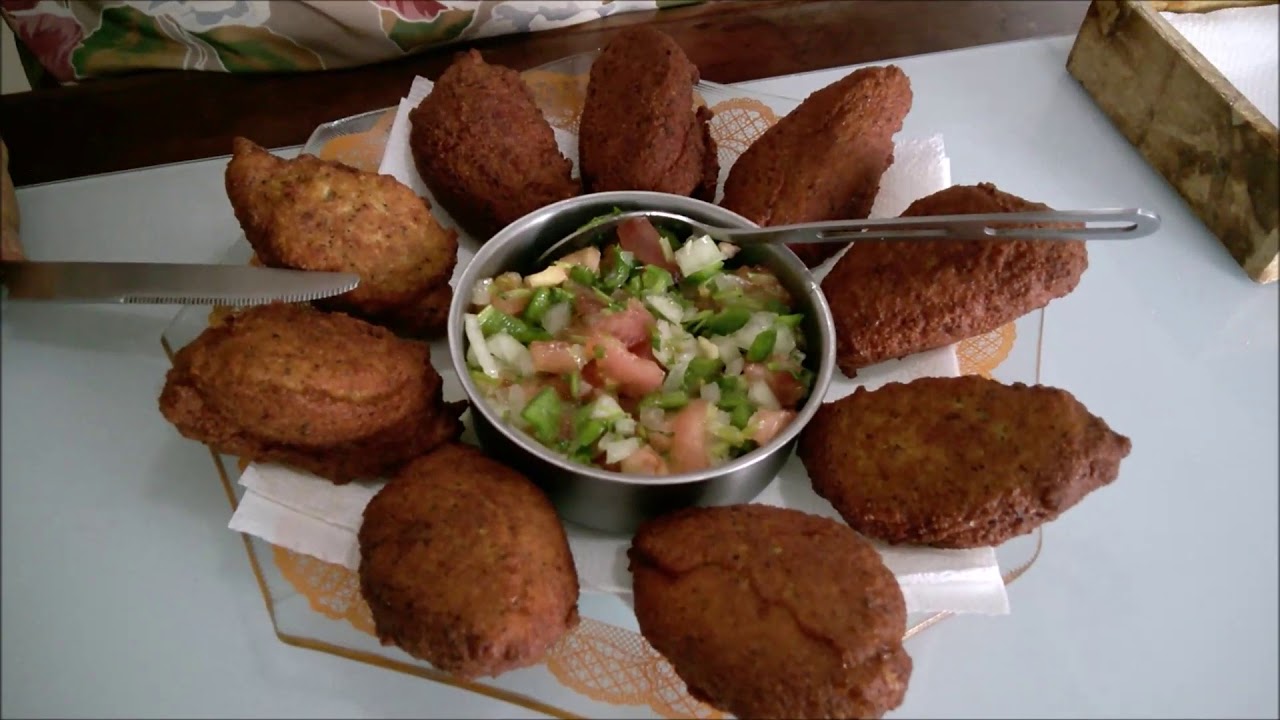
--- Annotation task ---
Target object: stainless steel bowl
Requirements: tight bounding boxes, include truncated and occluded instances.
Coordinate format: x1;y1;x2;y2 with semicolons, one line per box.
448;191;836;534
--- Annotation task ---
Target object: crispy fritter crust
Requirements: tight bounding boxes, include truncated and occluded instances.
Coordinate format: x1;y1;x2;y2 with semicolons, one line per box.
362;281;453;339
578;27;718;200
822;183;1089;374
225;138;458;338
798;375;1132;548
720;65;912;268
358;444;580;678
629;505;911;719
408;49;578;240
158;304;464;484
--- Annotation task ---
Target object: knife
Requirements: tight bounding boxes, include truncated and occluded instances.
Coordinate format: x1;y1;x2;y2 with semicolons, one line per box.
0;261;360;306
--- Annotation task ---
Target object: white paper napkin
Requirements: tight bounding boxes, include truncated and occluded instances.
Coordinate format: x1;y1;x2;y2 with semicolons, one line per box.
1162;4;1280;126
229;76;1011;616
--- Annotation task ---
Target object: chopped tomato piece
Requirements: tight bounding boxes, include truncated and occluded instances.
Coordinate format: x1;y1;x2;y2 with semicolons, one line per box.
630;337;657;364
619;445;669;476
587;335;664;398
491;292;530;316
618;218;680;275
648;430;673;453
590;298;655;347
520;377;572;402
530;341;582;374
749;408;796;446
745;362;807;409
572;285;609;319
670;399;712;473
581;360;605;388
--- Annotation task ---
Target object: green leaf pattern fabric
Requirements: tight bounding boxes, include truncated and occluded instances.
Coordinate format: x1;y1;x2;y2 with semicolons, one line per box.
0;0;705;84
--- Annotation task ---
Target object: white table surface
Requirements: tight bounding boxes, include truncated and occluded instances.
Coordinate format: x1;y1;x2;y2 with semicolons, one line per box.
3;34;1277;719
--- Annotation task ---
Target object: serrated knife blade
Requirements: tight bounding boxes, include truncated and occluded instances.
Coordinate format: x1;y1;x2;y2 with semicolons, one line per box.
0;262;360;306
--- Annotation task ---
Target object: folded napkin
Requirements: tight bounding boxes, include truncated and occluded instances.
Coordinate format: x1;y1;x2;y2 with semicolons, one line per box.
1161;4;1280;126
228;76;1011;616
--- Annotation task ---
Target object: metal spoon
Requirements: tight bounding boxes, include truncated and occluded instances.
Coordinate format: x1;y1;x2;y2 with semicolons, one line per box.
535;207;1161;265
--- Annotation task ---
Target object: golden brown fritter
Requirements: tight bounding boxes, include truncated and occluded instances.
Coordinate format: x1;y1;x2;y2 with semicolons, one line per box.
629;505;911;720
377;282;453;339
158;304;464;484
358;444;580;678
578;27;719;200
822;183;1088;375
225;137;458;338
720;65;912;268
409;49;578;240
798;375;1132;549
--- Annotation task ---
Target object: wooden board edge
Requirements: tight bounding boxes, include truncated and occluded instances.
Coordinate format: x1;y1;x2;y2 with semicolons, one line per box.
1148;0;1276;13
1066;0;1279;284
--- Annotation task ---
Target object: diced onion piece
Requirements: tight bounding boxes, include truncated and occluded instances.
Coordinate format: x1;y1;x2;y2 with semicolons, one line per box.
775;324;797;355
556;246;601;273
488;333;535;377
696;336;719;360
591;394;626;420
708;408;742;443
654;320;697;369
658;234;675;262
646;295;684;324
749;380;781;410
712;273;743;293
471;278;493;307
640;407;667;431
733;312;778;350
601;436;642;465
726;357;745;376
711;335;740;363
526;265;568;288
699;382;721;404
717;242;741;260
614;417;638;436
464;314;501;378
542;302;571;335
508;384;528;417
664;359;689;392
674;235;724;277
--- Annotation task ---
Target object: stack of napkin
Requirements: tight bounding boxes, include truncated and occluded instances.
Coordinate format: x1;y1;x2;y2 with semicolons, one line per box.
1162;4;1279;125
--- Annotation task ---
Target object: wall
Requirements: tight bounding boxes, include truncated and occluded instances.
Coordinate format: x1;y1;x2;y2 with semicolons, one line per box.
2;23;32;95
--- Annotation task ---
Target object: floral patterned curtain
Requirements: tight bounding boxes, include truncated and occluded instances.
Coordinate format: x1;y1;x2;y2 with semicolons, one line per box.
1;0;701;85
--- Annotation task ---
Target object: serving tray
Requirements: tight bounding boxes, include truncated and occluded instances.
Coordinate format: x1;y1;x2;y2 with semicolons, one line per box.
162;52;1046;719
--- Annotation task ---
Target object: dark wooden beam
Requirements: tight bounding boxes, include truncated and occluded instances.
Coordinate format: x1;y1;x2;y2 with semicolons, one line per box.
0;0;1088;186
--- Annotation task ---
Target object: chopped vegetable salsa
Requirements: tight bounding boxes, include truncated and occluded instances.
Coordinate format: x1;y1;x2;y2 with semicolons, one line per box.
464;215;812;476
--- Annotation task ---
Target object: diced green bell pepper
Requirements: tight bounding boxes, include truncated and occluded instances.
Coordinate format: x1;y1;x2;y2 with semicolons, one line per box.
746;328;777;362
520;388;563;444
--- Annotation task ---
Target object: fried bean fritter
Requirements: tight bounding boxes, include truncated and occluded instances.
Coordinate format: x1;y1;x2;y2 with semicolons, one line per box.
720;65;912;268
629;505;911;720
225;138;458;339
578;27;718;200
158;304;464;484
798;375;1132;549
409;50;578;240
358;444;580;678
822;183;1088;374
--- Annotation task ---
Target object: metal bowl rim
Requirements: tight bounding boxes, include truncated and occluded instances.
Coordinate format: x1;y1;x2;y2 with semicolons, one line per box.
447;190;836;488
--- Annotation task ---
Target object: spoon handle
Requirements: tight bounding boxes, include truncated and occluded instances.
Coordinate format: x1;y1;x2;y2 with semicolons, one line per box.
718;208;1161;245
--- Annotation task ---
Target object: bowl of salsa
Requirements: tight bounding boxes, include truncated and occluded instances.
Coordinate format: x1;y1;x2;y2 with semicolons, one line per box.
448;191;835;533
